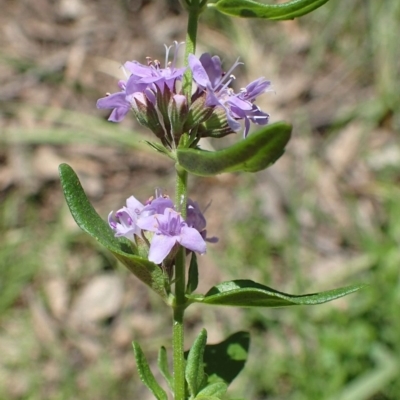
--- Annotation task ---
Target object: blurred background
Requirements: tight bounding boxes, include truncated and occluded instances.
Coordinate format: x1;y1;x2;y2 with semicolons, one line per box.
1;0;400;399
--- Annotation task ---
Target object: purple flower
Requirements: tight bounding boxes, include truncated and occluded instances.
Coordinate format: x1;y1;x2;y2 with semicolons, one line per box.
124;42;186;93
137;208;207;264
186;199;218;243
97;42;185;123
97;79;150;122
108;196;145;239
142;195;174;217
108;190;216;264
189;53;271;137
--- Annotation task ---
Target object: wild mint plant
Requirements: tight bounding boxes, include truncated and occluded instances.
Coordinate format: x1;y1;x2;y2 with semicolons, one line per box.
59;0;365;399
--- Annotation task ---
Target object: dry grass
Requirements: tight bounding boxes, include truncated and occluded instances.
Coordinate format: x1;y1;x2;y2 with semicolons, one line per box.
1;0;400;399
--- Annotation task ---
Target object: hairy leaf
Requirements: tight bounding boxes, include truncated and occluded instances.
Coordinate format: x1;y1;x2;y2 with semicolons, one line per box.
133;341;168;400
212;0;330;20
192;280;366;307
186;329;208;397
59;163;167;299
177;122;291;176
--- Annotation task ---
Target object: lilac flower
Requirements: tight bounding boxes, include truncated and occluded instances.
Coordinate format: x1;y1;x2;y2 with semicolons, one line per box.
141;195;174;217
186;199;218;243
124;42;186;93
97;42;185;123
189;53;271;137
97;77;152;122
137;208;207;264
109;191;216;264
108;196;145;240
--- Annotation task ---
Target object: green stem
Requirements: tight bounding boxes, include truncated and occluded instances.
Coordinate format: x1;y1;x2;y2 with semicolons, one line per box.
182;2;201;99
173;2;201;396
173;165;188;399
173;295;186;400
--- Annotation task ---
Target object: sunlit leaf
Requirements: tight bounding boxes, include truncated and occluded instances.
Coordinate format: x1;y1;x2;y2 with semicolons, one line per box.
133;341;168;400
191;280;366;307
59;163;167;299
186;329;208;397
158;346;173;393
211;0;330;20
177;122;291;176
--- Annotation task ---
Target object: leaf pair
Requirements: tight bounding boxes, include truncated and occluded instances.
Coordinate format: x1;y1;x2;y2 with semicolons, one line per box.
60;164;365;307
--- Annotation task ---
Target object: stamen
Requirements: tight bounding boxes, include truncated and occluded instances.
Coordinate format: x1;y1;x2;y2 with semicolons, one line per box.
164;44;172;67
219;75;236;93
171;41;184;70
216;58;243;90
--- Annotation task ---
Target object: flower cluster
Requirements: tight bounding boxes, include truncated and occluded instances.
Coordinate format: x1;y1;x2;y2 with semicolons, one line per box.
189;53;271;137
108;190;216;264
97;43;271;144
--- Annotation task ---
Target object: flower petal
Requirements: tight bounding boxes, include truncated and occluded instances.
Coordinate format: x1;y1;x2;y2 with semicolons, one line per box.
179;226;207;254
148;234;177;264
189;54;211;88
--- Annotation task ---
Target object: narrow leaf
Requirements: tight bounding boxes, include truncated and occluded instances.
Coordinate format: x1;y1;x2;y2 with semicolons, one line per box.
144;140;175;160
177;122;291;176
186;329;208;397
193;280;366;307
158;346;174;393
186;253;199;294
132;341;168;400
59;163;167;299
212;0;330;20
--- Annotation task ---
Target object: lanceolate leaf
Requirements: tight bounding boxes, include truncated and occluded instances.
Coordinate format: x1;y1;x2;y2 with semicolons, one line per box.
132;342;168;400
186;253;199;294
59;163;167;299
177;122;291;176
186;329;208;397
211;0;330;20
157;347;173;392
191;280;366;307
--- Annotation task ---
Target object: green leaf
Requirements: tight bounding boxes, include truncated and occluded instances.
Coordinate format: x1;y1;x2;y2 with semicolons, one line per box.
211;0;330;20
177;122;291;176
196;382;228;398
144;140;175;160
203;331;250;386
157;346;173;393
132;341;168;400
186;253;199;294
192;280;366;307
186;329;208;397
59;163;167;299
